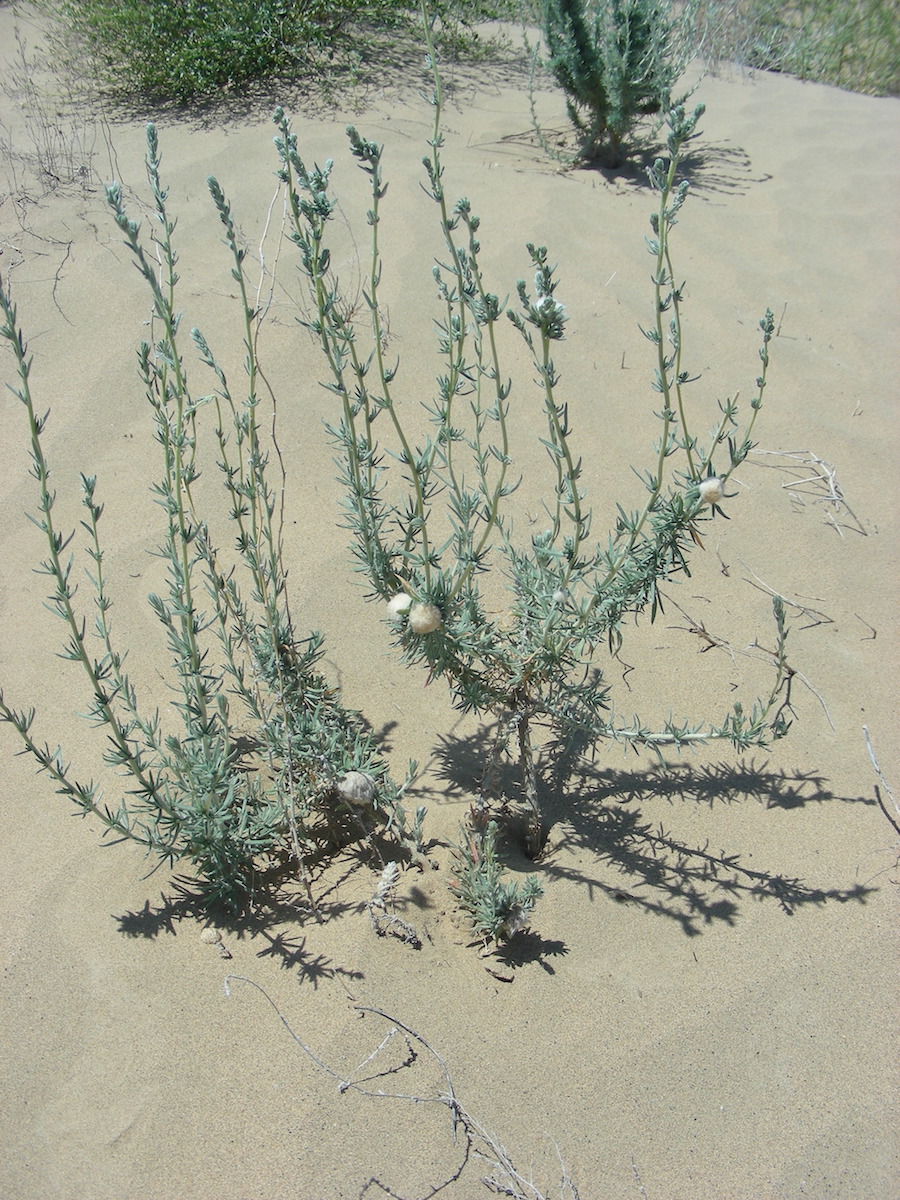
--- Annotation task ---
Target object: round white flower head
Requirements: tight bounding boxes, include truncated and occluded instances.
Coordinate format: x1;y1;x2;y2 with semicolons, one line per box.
408;601;442;634
698;477;725;506
336;771;376;807
387;592;413;621
552;588;570;605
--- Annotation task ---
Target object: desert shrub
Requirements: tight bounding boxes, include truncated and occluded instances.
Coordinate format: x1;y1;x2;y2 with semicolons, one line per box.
535;0;690;165
275;15;794;928
51;0;355;102
0;21;97;196
46;0;521;104
686;0;900;96
451;821;543;942
0;126;424;912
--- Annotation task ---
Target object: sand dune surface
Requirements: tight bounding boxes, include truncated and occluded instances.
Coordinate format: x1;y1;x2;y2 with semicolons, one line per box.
1;7;898;1197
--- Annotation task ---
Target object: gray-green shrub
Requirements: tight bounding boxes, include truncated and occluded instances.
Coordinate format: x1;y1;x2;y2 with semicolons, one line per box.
451;821;543;942
276;19;794;881
0;125;423;912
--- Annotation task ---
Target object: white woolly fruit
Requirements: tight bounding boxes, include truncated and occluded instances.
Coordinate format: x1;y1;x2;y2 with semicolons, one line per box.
387;592;413;621
408;601;443;634
500;905;532;940
336;771;376;807
698;476;725;506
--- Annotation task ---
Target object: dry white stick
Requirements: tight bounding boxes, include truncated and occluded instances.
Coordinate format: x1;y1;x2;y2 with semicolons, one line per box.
863;726;900;836
224;975;579;1198
665;592;834;729
738;560;833;628
750;449;866;535
254;183;284;322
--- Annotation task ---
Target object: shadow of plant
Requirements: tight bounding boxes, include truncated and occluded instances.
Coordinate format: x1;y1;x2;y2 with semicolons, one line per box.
584;135;771;196
432;726;876;936
253;932;364;988
493;930;569;974
489;112;770;198
543;799;872;936
113;857;373;982
678;138;773;196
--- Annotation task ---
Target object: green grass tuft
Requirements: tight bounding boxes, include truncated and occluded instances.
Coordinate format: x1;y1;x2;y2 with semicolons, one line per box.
49;0;520;104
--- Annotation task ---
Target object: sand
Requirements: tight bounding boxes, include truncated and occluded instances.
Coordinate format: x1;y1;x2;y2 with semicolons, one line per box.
1;5;898;1198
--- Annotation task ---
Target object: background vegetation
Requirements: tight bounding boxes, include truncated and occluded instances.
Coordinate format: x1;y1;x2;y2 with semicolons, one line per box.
687;0;900;96
35;0;900;106
45;0;519;104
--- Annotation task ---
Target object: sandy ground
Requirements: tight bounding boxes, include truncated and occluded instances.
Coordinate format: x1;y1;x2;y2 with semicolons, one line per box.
1;5;898;1198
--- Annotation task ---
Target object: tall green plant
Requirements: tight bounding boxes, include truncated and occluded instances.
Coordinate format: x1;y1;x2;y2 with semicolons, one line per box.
0;125;422;912
274;21;793;871
538;0;687;165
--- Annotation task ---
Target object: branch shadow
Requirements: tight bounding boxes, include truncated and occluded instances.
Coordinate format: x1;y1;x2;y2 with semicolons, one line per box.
431;726;876;937
253;931;364;989
543;795;872;938
678;138;773;197
486;110;769;198
580;136;770;197
112;857;366;982
493;930;570;975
